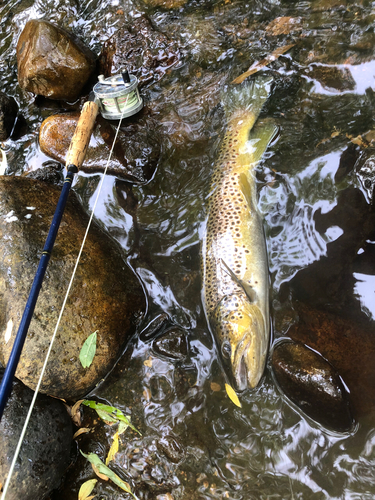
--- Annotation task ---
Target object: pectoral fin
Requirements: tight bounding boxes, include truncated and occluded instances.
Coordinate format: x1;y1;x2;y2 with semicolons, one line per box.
221;259;258;303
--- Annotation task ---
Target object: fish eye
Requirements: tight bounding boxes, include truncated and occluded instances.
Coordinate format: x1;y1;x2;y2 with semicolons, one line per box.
221;341;231;360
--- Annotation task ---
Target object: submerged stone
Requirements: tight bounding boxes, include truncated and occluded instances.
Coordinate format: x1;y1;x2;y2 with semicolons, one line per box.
0;369;72;500
0;177;146;400
39;112;160;183
286;302;375;419
98;15;180;86
272;341;354;432
17;20;96;101
152;327;188;361
354;148;375;203
304;64;356;92
0;92;18;141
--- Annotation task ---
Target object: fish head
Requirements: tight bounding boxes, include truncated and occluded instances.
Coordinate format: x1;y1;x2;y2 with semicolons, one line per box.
213;293;268;392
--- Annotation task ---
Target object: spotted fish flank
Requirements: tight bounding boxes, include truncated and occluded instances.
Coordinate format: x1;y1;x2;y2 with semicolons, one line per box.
202;76;277;392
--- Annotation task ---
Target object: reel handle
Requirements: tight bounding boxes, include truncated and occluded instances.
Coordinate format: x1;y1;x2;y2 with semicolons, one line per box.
65;100;99;170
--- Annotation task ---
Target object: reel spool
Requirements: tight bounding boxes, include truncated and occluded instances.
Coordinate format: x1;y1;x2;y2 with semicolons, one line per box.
93;71;143;120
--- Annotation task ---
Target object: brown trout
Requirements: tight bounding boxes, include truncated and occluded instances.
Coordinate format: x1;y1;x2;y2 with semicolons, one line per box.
202;76;277;392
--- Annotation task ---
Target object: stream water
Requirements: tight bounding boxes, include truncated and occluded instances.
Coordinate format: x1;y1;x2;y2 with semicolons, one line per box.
1;0;375;498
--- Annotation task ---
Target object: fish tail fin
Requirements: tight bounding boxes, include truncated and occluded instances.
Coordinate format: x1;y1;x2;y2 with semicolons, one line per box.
247;118;279;165
221;75;273;122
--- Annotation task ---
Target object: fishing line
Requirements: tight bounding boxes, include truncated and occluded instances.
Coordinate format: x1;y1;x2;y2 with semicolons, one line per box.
1;97;128;499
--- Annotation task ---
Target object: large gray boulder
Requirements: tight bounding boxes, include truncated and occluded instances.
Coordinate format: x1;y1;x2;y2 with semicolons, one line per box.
0;177;146;400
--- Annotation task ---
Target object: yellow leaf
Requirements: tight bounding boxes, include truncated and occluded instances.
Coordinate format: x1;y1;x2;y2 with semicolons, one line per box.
73;427;91;440
78;479;97;500
232;44;295;84
144;357;153;367
106;432;119;465
225;383;242;408
92;463;109;481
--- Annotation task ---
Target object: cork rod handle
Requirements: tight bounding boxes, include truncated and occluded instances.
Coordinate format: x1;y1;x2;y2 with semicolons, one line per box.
65;101;99;170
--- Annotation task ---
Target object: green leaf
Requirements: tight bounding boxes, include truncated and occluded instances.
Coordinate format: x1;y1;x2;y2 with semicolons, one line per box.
80;451;139;499
79;331;98;369
82;400;141;435
117;421;128;436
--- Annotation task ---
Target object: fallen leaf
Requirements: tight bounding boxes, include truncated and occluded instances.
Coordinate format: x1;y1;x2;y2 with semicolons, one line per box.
92;463;109;481
78;479;97;500
210;382;221;392
144;357;153;368
225;383;242;408
73;427;91;439
82;400;141;435
347;133;366;147
79;331;98;369
118;421;129;436
106;432;119;465
232;44;295;84
81;451;138;498
71;399;84;426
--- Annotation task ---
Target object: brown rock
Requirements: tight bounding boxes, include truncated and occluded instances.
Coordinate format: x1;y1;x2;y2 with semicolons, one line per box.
152;327;188;361
0;92;18;141
38;112;160;182
98;15;180;86
272;340;354;432
17;20;96;101
0;177;146;400
141;0;187;8
287;302;375;418
265;17;303;36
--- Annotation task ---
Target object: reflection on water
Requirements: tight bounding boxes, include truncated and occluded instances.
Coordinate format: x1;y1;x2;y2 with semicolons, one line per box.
261;150;342;289
354;272;375;320
1;0;375;497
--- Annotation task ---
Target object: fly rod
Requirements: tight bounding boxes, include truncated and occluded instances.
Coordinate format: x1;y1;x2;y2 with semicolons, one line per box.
0;70;143;421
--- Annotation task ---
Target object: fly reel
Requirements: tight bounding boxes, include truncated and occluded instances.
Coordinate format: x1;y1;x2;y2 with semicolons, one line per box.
93;70;143;120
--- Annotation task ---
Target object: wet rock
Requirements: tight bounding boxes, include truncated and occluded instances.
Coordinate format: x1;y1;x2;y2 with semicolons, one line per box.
141;0;187;9
26;163;63;185
290;186;375;318
39;112;160;183
140;313;170;342
287;302;375;418
0;93;18;141
17;20;96;101
305;64;356;92
265;17;303;36
0;177;146;400
157;434;185;463
98;15;181;86
272;341;353;432
354;148;375;203
0;369;72;500
153;327;188;361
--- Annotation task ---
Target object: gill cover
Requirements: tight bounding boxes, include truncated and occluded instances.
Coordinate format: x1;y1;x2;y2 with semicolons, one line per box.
213;293;267;391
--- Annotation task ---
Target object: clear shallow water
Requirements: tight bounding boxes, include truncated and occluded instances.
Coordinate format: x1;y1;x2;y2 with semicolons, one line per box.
1;0;375;498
